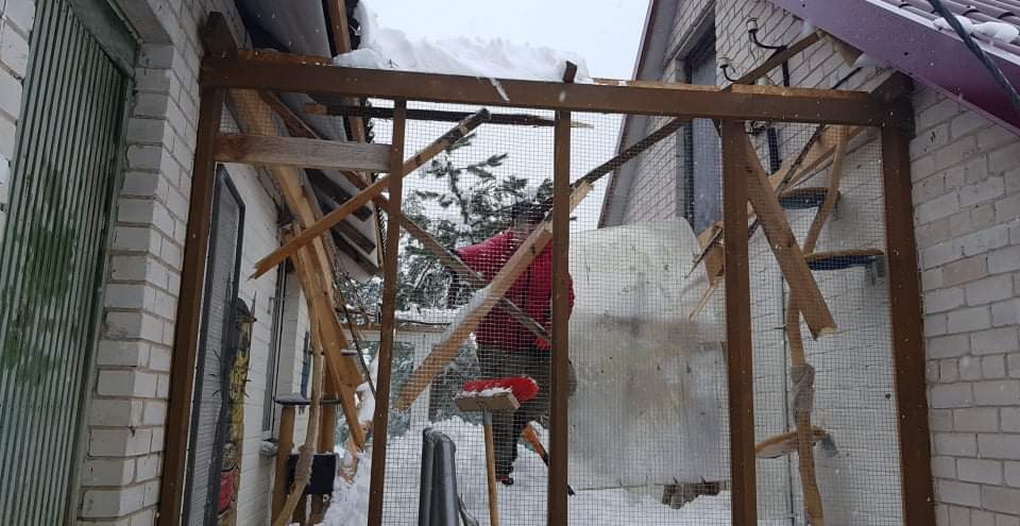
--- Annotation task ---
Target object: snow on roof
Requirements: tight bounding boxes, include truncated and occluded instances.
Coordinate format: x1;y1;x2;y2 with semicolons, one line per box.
334;2;594;85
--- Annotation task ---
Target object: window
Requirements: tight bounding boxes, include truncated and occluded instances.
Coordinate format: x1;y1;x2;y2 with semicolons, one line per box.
262;263;289;435
679;32;722;234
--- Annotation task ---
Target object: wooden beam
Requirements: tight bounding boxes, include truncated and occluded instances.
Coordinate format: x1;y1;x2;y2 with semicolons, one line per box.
720;121;756;525
213;133;392;172
251;109;491;279
881;121;935;526
326;0;352;53
158;86;225;526
201;56;903;126
368;100;407;526
803;128;850;253
394;181;592;411
305;102;594;128
548;105;571;526
738;133;837;338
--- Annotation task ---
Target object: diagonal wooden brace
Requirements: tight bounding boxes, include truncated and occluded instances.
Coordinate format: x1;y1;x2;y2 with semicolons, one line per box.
395;181;592;411
251;109;491;278
737;133;837;338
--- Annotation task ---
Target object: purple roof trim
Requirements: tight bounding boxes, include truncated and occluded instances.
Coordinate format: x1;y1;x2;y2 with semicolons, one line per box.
768;0;1020;135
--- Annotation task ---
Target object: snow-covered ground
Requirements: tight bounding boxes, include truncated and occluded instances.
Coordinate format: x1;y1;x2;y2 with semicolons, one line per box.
320;418;736;525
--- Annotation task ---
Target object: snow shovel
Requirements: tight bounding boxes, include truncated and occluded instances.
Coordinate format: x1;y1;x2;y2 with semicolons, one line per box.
455;377;539;526
521;424;576;496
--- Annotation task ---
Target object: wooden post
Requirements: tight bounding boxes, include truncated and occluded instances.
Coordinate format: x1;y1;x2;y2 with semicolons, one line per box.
881;121;935;526
367;100;407;526
483;413;500;526
547;105;571;526
720;121;757;524
272;406;297;520
311;375;338;521
157;86;225;526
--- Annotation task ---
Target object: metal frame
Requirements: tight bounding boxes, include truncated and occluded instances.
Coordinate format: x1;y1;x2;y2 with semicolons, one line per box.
159;27;934;524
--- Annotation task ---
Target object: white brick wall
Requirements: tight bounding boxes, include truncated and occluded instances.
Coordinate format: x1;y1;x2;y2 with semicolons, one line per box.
0;0;32;242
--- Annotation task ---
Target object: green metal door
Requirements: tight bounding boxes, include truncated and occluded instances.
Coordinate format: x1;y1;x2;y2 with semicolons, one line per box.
0;0;133;523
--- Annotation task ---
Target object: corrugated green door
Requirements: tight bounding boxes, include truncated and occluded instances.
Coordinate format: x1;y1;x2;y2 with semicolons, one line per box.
0;0;133;523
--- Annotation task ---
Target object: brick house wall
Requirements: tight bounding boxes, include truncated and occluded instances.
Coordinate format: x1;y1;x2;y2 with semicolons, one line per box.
602;0;1020;523
0;1;315;524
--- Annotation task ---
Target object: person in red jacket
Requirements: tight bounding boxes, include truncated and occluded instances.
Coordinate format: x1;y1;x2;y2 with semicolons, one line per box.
450;200;576;484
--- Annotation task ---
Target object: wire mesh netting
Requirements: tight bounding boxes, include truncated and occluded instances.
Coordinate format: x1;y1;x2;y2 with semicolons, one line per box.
217;88;906;525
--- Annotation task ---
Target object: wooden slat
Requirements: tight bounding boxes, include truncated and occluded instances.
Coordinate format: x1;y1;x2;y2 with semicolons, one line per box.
720;121;756;525
305;102;595;128
367;100;407;526
803;128;850;253
213;133;392;172
881;122;936;526
395;181;593;411
738;133;837;338
201;55;903;126
306;168;373;220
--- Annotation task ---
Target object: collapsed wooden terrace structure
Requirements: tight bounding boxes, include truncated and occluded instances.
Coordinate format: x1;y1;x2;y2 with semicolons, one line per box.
163;11;930;525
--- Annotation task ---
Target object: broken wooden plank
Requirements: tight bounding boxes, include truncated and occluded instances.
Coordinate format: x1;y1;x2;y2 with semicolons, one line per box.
395;181;593;411
251;109;491;279
738;133;837;338
803;127;850;253
214;133;392;172
307;168;374;221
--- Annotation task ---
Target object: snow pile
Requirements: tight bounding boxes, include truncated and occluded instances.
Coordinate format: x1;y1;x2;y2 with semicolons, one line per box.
319;418;735;525
933;15;1019;44
334;3;594;85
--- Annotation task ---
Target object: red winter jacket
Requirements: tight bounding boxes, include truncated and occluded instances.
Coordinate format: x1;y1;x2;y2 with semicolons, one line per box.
456;231;574;351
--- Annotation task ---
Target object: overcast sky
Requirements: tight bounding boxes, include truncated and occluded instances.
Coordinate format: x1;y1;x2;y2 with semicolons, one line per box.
363;1;650;231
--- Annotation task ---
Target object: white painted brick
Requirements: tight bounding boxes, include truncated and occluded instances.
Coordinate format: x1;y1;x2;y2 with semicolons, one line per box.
105;311;163;342
962;355;983;380
966;275;1015;306
980;433;1020;459
129;508;156;526
951;111;988;139
960;225;1012;258
87;399;143;427
142;401;166;426
1011;353;1020;379
948;306;992;334
111;226;160;253
927;288;967;314
104;284;148;310
81;458;135;487
961;177;1006;207
148;346;171;372
120;172;162;199
126;145;166;173
81;485;146;518
940;478;983;507
984;355;1008;379
155;374;170;399
955;407;999;432
927;314;949;337
135;67;172;94
0;113;16;159
974;510;997;526
97;370;159;398
992;299;1020;327
918;192;961;225
989;142;1020;175
959;458;1004;485
996;513;1020;526
935;455;958;478
89;428;153;457
0;24;29;79
925;241;964;268
996;194;1020;223
1004;408;1020;432
944;255;990;287
0;67;21;120
126;118;168;146
932;408;955;431
932;334;972;359
989;245;1020;274
947;505;968;526
4;0;35;34
95;341;149;368
149;427;165;453
134;454;161;483
943;359;961;382
984;486;1020;515
933;382;976;409
974;380;1020;406
972;328;1020;355
1006;461;1020;488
